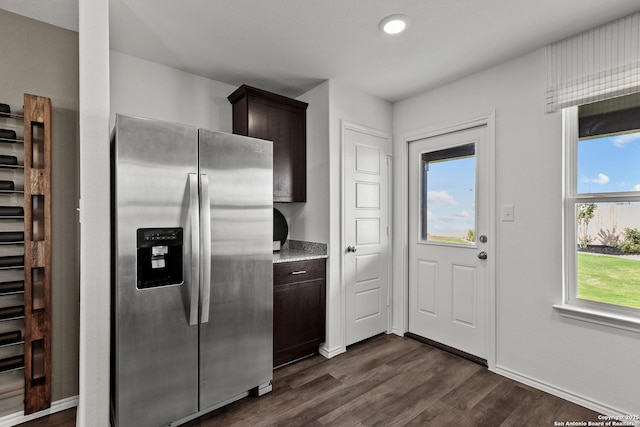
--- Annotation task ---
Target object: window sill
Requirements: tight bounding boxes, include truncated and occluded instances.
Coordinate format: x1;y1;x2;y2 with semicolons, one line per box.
553;304;640;333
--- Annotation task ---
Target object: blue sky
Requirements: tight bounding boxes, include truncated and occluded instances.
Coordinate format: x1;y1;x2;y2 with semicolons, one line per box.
578;131;640;194
425;156;475;239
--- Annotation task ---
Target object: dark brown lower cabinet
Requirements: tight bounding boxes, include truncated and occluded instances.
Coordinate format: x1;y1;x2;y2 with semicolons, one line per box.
273;258;326;368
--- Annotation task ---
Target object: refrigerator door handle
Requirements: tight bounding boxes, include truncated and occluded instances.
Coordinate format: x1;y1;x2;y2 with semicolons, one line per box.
199;174;212;324
188;174;200;326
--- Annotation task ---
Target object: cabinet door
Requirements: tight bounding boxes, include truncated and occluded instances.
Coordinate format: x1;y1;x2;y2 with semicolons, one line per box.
229;85;308;203
273;279;325;367
273;259;325;367
271;105;306;202
248;101;306;202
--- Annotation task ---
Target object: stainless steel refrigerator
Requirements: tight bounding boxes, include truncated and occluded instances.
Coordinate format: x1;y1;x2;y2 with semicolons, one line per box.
110;114;273;427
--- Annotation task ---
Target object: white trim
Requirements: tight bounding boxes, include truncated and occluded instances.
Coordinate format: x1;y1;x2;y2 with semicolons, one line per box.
561;104;640;329
319;344;346;359
553;304;640;333
486;113;497;371
340;120;347;354
386;154;394;335
401;114;494;142
391;327;403;336
397;134;409;336
397;112;497;370
340;121;392;347
494;366;638;424
0;395;79;427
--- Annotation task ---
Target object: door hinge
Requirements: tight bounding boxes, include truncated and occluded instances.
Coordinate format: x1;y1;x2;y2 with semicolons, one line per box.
387;295;391;307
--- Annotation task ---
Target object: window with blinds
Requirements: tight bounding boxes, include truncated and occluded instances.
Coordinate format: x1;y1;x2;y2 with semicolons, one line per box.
552;13;640;330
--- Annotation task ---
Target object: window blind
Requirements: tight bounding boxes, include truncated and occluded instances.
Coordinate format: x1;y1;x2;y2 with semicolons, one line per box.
545;12;640;113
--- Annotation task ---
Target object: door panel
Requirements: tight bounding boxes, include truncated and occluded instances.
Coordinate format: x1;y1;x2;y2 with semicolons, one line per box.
356;182;380;208
355;288;381;320
344;125;390;346
356;253;379;282
417;260;438;316
408;126;488;360
356;218;380;245
112;115;199;427
452;264;477;327
197;129;273;410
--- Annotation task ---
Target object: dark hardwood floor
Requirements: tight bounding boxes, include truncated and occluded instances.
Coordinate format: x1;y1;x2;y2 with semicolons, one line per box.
18;334;601;426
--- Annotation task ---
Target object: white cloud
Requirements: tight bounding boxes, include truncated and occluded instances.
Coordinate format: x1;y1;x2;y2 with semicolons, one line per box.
612;133;640;148
427;191;459;207
441;211;474;224
584;173;610;185
593;173;610;184
634;184;640;191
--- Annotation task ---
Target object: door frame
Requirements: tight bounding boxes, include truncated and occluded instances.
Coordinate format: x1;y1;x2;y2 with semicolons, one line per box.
395;112;496;370
341;120;393;345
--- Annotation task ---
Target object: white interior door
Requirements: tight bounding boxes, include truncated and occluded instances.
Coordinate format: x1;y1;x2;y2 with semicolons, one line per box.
408;125;489;360
344;123;390;346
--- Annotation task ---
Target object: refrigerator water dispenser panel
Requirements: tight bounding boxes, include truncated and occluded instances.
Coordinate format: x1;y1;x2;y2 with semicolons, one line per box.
136;228;184;289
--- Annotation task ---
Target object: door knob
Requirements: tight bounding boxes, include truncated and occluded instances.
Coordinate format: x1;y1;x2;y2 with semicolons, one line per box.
346;245;357;253
477;251;487;260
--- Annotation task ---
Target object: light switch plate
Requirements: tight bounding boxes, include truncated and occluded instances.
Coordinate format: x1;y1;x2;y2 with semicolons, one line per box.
502;204;514;222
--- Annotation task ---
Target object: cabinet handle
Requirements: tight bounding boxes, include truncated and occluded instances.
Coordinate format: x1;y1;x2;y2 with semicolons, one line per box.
291;270;307;275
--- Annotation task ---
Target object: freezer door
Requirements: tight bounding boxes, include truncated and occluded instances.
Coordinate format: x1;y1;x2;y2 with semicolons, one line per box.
111;115;199;427
198;129;273;410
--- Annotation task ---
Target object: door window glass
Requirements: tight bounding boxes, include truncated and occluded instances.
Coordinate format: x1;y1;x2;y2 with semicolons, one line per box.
420;143;476;246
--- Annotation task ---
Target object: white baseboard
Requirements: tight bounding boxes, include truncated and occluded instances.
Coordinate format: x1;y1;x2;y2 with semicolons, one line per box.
0;395;78;427
494;365;636;423
319;344;345;359
391;327;403;336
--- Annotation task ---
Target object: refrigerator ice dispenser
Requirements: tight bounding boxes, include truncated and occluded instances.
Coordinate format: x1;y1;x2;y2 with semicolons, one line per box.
136;227;183;289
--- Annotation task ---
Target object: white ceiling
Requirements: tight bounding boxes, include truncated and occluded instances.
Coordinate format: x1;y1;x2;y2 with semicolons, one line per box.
2;1;640;102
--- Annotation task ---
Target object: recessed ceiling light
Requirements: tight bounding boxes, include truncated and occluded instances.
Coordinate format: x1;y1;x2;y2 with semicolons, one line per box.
379;14;410;35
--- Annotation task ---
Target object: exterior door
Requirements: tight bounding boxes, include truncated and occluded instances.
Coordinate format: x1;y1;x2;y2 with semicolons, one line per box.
408;125;489;360
344;123;391;346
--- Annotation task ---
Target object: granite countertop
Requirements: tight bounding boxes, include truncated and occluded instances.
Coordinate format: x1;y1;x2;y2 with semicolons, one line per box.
273;240;328;263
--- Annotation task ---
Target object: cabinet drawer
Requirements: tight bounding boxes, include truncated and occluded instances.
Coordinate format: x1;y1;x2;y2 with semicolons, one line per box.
273;258;325;286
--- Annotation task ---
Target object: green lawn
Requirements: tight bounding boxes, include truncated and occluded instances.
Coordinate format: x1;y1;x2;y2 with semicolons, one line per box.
577;252;640;309
427;235;472;245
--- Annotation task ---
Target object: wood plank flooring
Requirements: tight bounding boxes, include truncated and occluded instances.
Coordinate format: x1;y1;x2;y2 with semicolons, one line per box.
17;334;601;426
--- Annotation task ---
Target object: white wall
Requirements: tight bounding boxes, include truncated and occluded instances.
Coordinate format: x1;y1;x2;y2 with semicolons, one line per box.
110;51;237;131
320;80;393;356
393;48;640;415
78;0;110;425
275;81;331;244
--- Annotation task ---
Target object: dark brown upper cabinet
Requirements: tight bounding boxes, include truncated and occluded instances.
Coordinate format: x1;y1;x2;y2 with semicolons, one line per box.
228;85;308;202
